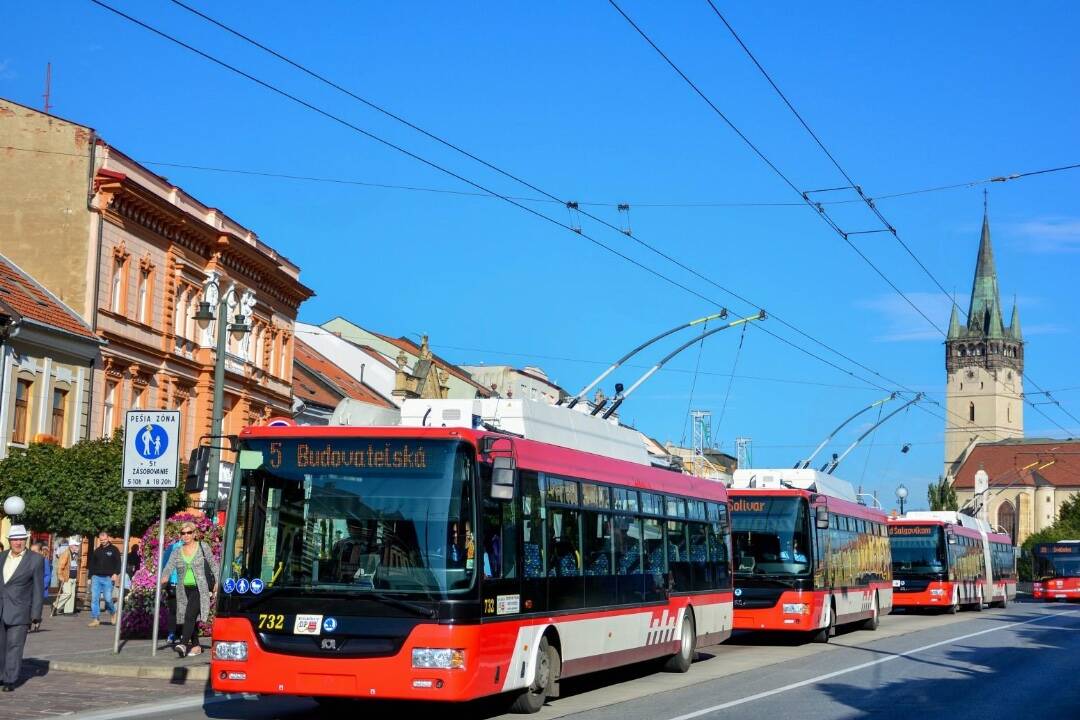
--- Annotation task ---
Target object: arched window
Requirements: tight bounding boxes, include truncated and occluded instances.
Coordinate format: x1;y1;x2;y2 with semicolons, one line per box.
997;501;1016;543
969;402;976;423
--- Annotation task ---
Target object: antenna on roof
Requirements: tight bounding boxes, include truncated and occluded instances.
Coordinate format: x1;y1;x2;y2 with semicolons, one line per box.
43;62;53;115
563;311;731;410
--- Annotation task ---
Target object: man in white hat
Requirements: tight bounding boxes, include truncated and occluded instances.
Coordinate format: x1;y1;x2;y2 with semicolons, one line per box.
0;525;44;692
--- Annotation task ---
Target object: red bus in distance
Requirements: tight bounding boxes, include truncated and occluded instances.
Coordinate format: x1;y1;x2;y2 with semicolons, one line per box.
729;468;893;642
888;512;1015;612
210;398;734;712
1033;541;1080;601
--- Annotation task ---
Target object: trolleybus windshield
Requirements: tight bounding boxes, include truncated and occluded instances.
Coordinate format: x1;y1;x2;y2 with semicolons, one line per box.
888;525;947;574
731;497;811;576
1035;546;1080;579
230;438;477;597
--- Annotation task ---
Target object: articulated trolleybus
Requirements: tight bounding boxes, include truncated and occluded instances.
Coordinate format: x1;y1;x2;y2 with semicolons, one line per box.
888;512;1016;612
211;398;733;711
1032;541;1080;601
728;468;893;642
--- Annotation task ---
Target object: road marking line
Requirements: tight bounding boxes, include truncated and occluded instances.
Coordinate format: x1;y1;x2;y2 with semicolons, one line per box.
71;692;254;720
665;609;1076;720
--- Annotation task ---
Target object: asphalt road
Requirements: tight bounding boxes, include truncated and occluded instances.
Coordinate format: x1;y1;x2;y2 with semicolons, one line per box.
72;601;1080;720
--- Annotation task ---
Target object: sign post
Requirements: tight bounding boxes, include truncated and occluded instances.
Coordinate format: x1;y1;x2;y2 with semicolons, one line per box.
113;410;181;656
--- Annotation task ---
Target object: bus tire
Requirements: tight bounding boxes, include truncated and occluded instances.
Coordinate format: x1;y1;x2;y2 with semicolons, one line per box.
663;613;696;673
813;601;836;643
947;588;960;614
996;593;1008;610
860;593;880;631
510;636;558;714
972;590;984;612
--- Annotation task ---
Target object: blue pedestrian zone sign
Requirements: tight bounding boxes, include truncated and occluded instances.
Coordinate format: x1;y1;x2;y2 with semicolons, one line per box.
122;411;181;490
135;424;170;460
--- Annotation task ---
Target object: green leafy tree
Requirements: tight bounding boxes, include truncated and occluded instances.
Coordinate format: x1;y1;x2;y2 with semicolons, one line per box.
927;476;958;511
0;432;188;536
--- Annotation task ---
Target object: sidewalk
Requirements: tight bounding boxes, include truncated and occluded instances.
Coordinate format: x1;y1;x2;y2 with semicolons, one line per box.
23;611;210;684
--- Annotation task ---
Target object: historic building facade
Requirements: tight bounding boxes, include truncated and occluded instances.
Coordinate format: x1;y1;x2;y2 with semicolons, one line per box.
944;208;1024;478
0;253;103;459
0;97;312;463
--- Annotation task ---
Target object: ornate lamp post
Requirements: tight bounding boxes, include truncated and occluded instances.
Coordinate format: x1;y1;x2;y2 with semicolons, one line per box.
896;483;909;516
193;285;250;522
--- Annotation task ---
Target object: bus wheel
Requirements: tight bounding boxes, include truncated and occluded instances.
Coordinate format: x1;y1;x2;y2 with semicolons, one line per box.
663;613;696;673
813;602;836;643
973;591;984;612
510;636;558;714
947;589;960;614
860;593;880;631
995;593;1008;610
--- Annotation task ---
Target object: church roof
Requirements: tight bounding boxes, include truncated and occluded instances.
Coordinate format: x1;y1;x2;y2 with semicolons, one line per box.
953;438;1080;489
1009;300;1022;340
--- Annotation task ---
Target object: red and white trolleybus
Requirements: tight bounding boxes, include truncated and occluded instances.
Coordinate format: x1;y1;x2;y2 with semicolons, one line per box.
210;398;733;712
888;512;1015;612
1032;541;1080;601
729;468;893;642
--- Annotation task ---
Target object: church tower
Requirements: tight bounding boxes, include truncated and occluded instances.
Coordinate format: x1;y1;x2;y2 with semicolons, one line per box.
944;202;1024;477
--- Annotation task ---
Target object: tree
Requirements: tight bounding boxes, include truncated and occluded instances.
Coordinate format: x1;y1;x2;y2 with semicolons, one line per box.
927;476;958;511
0;432;188;536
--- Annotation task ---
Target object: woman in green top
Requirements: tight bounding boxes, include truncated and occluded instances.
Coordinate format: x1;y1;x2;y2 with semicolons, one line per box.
160;522;219;657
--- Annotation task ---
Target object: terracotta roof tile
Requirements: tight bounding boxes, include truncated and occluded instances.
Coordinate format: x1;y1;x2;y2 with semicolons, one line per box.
293;339;395;409
0;253;98;342
292;363;343;409
953;439;1080;489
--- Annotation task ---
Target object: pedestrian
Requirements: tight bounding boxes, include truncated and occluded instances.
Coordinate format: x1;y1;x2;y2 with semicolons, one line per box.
160;538;183;644
86;531;121;627
126;540;141;579
0;525;44;692
160;523;219;657
51;539;79;616
33;543;51;600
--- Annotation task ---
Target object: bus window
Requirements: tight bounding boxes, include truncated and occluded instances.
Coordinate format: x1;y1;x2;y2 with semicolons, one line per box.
583;510;615;606
688;521;710;591
667;520;690;591
481;497;517;580
708;504;731;590
641;492;663;516
614;488;639;513
614;515;644;603
643;517;666;601
548;507;583;610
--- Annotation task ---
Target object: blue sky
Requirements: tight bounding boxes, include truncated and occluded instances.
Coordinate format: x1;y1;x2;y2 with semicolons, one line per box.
4;2;1078;508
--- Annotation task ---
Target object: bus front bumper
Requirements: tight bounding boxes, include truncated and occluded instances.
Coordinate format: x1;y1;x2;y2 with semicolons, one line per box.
210;617;497;701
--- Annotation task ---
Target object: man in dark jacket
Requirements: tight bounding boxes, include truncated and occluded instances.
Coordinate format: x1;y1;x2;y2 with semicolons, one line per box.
0;525;44;692
86;531;121;627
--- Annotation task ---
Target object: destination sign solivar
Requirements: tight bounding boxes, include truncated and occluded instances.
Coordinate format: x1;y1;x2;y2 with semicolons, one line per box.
122;411;181;490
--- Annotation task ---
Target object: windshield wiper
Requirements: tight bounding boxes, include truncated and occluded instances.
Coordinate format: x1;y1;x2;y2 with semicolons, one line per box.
366;592;437;619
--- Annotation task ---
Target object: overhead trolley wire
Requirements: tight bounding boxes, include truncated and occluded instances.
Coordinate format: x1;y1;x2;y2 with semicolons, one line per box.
92;0;1018;441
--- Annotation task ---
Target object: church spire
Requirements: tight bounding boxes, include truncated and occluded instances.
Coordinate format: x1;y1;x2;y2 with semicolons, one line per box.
948;301;962;338
1010;296;1022;340
967;197;1006;337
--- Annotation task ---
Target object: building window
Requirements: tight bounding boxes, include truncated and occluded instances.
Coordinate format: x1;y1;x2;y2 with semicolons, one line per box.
12;379;31;444
103;380;118;435
137;270;150;324
111;258;125;313
174;287;187;338
1007;405;1011;423
968;402;975;423
51;388;68;440
132;386;145;410
997;501;1016;542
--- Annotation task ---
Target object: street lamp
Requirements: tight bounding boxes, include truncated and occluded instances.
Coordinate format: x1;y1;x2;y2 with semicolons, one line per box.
193;291;250;522
3;496;25;520
895;483;909;515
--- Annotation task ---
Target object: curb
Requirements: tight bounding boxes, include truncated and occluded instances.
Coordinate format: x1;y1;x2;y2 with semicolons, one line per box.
26;657;210;683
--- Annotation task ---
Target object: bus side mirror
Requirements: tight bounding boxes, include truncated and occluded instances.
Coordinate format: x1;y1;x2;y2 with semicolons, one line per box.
815;506;829;530
490;456;515;500
185;446;210;492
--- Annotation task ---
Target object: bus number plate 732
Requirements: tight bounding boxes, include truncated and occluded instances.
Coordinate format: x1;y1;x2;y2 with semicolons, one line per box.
257;613;285;630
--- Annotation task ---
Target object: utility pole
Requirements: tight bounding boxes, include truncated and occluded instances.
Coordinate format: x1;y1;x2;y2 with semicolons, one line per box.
43;62;53;115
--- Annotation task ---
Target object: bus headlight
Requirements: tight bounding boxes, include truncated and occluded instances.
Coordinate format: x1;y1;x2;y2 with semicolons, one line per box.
1033;583;1043;591
930;589;945;596
213;641;248;661
412;648;466;670
782;603;809;615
